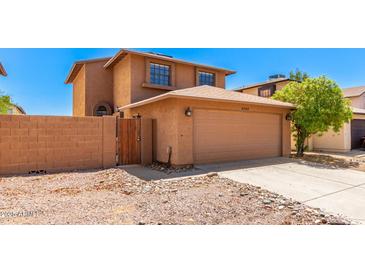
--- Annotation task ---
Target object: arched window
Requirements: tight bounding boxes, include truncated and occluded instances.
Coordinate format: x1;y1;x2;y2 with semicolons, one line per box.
93;103;112;116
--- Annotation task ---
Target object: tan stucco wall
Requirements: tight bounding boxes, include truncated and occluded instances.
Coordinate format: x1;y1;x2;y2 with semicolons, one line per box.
312;124;351;152
242;87;259;96
349;94;365;109
310;114;365;152
113;54;132;111
114;54;227;110
130;54;168;104
0;115;116;175
127;99;291;166
72;65;86;116
72;61;113;117
85;61;113;116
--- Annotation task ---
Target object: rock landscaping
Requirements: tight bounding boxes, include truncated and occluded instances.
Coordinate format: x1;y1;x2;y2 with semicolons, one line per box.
0;168;350;225
149;162;195;174
291;152;365;171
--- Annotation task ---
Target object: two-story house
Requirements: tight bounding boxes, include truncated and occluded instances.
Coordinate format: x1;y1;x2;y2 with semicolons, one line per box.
236;75;365;152
65;49;232;117
65;49;294;166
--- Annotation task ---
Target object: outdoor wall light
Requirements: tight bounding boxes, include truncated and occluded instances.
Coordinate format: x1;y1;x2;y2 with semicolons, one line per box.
185;107;192;117
285;113;293;121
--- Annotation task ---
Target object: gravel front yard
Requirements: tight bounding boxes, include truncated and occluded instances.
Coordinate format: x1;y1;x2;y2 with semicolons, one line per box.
0;168;349;225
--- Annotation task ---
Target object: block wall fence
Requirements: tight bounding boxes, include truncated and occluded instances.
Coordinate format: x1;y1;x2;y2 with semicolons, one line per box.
0;115;117;175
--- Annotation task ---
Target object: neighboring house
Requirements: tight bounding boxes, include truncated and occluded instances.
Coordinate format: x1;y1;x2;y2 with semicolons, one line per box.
66;49;294;165
343;86;365;109
344;87;365;149
236;76;365;152
0;64;25;115
234;74;295;96
0;62;7;77
302;86;365;152
7;104;26;115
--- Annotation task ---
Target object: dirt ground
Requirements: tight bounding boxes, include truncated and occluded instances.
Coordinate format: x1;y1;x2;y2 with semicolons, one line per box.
0;168;350;225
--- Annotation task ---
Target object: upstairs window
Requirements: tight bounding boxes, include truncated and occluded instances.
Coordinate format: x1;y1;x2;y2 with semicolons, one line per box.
150;63;171;86
258;85;276;97
198;71;215;86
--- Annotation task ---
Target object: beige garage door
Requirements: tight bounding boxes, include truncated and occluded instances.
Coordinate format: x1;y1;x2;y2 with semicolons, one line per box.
193;109;282;164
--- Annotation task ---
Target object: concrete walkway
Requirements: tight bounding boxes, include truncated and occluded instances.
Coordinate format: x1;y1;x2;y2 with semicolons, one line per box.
196;158;365;224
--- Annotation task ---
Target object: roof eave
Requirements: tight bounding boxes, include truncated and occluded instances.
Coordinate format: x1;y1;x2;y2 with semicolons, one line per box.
65;57;112;84
103;49;128;69
0;63;7;76
351;107;365;115
64;63;81;84
104;49;236;75
14;104;26;114
234;78;294;91
119;94;294;111
344;91;365;98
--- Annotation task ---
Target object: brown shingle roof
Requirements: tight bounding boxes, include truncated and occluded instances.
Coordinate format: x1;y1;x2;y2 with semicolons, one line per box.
64;57;111;84
342;86;365;98
104;49;236;75
0;63;7;76
119;85;294;110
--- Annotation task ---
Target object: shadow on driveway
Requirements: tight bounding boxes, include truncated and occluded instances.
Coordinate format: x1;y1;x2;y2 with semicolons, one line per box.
120;157;306;181
120;156;350;181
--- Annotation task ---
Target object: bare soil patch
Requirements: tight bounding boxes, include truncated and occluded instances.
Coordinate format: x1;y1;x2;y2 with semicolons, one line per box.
0;168;349;225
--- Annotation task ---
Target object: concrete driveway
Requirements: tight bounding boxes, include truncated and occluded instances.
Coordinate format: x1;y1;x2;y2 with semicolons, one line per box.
196;157;365;224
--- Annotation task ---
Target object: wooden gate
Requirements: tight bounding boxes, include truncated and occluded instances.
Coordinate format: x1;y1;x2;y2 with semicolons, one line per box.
118;119;141;165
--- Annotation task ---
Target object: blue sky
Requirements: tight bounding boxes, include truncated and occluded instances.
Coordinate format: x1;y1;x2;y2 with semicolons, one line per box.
1;48;365;115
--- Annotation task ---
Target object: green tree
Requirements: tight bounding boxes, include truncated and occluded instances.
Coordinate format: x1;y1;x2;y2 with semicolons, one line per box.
289;69;309;82
272;75;353;157
0;93;11;114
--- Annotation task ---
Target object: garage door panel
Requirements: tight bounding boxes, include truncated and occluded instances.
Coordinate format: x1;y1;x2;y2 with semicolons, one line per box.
193;109;282;164
195;147;280;163
351;119;365;149
197;139;278;152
